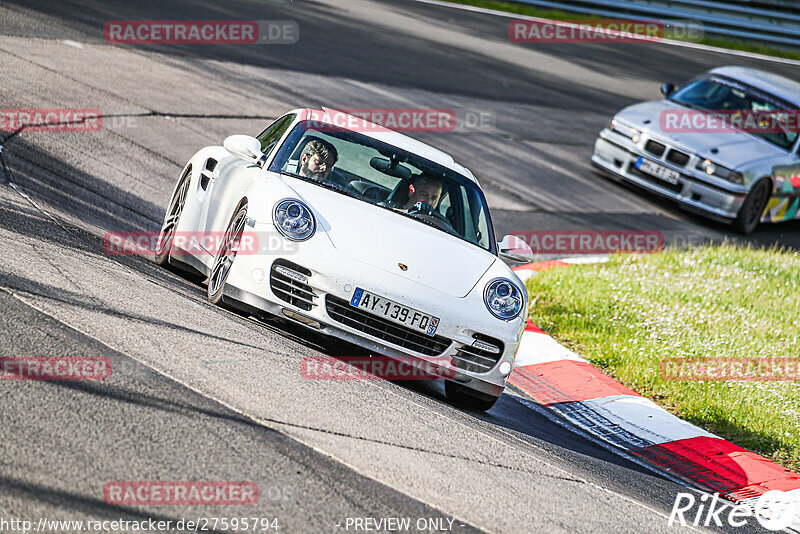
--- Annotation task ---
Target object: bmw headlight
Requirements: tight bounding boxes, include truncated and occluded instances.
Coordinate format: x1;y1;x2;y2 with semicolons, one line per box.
696;159;744;184
609;119;640;143
484;278;524;320
273;199;316;241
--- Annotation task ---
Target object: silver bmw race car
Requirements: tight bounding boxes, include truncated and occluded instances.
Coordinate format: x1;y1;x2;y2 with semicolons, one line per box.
592;66;800;233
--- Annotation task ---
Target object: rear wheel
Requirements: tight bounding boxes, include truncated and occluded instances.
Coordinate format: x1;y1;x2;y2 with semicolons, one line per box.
208;201;248;309
445;381;500;412
733;178;771;235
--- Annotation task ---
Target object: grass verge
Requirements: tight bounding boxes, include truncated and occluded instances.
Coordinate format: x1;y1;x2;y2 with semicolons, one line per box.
525;245;800;471
445;0;800;61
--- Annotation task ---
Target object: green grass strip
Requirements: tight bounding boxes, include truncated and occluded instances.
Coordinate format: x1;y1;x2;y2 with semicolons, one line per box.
526;245;800;471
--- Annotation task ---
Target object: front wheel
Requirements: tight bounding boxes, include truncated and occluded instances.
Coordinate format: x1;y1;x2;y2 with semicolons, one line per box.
155;167;192;266
208;202;248;308
445;381;500;412
733;178;771;235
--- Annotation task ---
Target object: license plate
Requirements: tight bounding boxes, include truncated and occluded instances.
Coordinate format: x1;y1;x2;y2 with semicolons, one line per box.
635;157;680;185
350;288;440;337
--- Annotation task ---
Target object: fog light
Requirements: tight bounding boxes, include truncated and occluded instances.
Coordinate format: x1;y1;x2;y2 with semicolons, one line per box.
499;361;512;376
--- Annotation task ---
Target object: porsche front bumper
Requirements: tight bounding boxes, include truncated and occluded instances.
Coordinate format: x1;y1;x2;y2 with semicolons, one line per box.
205;225;524;398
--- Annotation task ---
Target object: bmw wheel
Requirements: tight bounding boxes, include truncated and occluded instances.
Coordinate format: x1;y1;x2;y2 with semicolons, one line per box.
733;178;771;235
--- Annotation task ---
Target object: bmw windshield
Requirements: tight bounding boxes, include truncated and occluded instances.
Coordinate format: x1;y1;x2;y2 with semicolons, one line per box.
670;74;799;150
269;120;496;254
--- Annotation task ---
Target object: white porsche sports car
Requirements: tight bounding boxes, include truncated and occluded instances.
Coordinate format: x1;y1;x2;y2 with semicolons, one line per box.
155;108;528;410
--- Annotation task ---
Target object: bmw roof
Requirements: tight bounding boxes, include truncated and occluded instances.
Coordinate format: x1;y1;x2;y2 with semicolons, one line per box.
709;66;800;107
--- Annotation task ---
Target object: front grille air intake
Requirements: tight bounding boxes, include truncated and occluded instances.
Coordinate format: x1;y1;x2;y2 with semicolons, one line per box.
644;140;666;157
452;334;504;374
270;259;316;311
325;295;451;356
666;149;690;167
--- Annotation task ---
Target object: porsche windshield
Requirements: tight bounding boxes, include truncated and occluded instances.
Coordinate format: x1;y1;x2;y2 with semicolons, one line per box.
670;74;799;150
269;121;495;253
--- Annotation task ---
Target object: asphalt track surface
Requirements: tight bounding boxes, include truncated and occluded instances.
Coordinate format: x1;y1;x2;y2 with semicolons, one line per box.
0;0;795;532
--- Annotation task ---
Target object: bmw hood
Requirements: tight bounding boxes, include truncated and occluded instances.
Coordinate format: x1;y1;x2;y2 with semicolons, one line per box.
289;179;496;298
615;100;788;168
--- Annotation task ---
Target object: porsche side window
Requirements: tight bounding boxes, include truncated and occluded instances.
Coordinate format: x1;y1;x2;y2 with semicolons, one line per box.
257;114;295;157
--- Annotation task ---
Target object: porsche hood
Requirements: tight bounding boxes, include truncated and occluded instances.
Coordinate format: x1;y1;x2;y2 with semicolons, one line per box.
289;178;496;298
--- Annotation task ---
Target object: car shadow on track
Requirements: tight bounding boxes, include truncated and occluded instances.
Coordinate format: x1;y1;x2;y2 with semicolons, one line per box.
254;311;673;485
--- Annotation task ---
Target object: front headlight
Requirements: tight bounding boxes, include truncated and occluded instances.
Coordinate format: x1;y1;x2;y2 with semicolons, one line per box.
484;278;524;320
696;159;744;184
609;119;640;143
273;199;316;241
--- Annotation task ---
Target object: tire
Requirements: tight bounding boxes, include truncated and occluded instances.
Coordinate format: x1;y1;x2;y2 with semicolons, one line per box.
155;167;192;266
207;201;248;309
445;381;500;412
733;178;771;235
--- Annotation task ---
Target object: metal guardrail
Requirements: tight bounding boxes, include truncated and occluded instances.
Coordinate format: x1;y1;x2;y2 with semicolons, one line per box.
512;0;800;50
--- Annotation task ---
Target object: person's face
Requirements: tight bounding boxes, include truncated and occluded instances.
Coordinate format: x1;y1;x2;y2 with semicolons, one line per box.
300;153;333;180
408;180;442;208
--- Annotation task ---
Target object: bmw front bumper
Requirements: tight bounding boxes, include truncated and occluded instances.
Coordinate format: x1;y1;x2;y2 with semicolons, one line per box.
591;130;749;222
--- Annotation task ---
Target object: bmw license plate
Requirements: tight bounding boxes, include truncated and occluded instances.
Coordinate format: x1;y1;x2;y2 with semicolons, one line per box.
635;157;680;185
350;288;440;337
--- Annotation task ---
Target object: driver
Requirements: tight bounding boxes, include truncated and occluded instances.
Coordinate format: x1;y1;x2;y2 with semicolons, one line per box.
298;138;345;188
402;174;443;213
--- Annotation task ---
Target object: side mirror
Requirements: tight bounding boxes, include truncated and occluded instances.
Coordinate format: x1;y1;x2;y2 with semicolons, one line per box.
660;83;675;97
224;135;266;166
498;234;533;263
